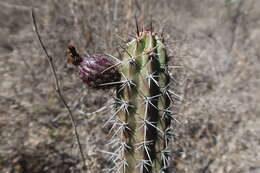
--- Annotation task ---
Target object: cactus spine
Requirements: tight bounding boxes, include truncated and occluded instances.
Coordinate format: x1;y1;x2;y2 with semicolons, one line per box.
109;29;173;173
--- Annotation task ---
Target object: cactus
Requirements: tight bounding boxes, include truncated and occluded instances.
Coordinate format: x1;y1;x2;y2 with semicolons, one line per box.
104;29;173;173
67;28;174;173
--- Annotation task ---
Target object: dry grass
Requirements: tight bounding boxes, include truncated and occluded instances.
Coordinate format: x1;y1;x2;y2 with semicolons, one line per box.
0;0;259;172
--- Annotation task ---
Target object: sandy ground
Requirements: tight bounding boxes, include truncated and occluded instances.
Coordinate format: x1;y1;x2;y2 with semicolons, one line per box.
0;0;260;172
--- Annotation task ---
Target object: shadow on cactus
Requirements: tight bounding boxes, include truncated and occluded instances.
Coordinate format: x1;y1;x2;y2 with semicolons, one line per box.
68;28;175;173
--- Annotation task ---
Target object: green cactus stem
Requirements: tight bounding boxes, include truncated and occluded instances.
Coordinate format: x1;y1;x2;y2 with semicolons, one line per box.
106;29;174;173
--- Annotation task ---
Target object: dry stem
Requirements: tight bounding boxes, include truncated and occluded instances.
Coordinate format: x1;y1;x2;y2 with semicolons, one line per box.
31;8;87;171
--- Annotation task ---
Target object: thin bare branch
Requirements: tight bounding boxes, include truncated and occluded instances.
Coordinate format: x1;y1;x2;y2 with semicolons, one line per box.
31;8;87;170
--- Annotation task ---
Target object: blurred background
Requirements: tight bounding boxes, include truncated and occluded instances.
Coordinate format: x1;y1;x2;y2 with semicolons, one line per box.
0;0;259;172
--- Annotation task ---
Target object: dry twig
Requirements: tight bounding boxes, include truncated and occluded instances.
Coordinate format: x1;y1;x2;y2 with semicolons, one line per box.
31;8;87;171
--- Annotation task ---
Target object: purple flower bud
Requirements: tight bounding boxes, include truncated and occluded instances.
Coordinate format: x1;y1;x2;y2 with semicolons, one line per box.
67;45;121;89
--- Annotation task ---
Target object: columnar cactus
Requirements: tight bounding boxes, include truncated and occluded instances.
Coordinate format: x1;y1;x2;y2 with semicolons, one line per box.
67;29;174;173
106;29;173;173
